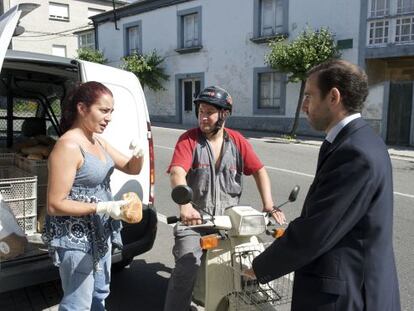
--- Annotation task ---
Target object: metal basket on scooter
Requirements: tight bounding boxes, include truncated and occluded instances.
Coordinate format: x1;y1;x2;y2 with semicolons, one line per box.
218;242;293;311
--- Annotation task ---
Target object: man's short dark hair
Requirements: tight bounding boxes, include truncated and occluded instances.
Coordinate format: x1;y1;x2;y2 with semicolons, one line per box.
307;59;368;113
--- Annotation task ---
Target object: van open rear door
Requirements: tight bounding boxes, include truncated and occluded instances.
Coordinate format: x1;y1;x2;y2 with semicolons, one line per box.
77;61;157;265
78;60;154;208
0;6;21;72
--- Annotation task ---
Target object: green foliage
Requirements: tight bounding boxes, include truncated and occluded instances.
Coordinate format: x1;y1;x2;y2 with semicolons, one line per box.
76;48;107;64
265;27;340;136
266;27;340;83
121;50;169;91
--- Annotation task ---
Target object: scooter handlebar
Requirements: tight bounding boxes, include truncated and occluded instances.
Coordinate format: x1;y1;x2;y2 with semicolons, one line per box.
167;216;180;224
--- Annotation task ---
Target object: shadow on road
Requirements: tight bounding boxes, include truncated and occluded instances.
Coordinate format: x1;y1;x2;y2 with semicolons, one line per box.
107;259;172;311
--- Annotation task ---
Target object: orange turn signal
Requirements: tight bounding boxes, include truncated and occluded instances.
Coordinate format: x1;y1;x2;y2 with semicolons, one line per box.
200;234;220;250
273;228;285;239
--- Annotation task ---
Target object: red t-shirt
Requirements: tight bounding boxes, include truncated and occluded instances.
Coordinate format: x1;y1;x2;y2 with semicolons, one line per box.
167;127;263;175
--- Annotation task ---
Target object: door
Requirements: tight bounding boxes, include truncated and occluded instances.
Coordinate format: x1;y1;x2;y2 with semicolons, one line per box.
182;79;200;126
387;82;413;146
0;6;21;72
79;60;151;205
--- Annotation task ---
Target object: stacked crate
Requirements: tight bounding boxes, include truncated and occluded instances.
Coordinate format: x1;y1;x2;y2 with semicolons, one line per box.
14;154;47;232
0;153;37;235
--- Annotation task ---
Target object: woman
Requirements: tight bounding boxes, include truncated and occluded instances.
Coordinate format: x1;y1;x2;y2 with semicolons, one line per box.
42;81;144;311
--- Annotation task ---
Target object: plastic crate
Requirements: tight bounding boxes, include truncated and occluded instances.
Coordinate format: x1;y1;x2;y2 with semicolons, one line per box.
15;154;48;185
0;166;37;235
16;215;37;234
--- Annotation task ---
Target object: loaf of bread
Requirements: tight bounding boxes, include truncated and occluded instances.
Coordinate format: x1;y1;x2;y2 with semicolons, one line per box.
121;192;143;224
21;145;50;157
12;137;39;151
35;134;56;146
27;153;44;160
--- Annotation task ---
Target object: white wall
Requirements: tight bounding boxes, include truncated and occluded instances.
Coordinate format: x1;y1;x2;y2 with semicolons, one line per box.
98;0;374;124
7;0;117;58
286;0;362;118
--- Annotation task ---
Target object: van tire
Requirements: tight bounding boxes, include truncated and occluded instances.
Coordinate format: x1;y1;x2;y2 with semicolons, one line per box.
111;257;133;272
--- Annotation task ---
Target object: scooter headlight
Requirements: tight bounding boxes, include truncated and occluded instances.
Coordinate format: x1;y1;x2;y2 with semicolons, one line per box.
225;206;266;236
239;215;266;236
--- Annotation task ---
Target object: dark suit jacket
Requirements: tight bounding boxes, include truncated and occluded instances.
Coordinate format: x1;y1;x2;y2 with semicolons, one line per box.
253;118;400;311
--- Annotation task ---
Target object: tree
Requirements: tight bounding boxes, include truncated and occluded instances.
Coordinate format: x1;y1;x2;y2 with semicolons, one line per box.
266;27;340;137
121;50;169;91
76;48;107;64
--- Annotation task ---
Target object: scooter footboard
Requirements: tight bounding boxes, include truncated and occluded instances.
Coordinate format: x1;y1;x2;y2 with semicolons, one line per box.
218;242;293;311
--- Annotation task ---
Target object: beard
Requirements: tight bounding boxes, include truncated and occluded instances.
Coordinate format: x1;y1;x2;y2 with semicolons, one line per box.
308;114;331;132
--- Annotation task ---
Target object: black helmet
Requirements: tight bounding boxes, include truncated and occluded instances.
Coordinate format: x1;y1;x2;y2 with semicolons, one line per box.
193;86;233;114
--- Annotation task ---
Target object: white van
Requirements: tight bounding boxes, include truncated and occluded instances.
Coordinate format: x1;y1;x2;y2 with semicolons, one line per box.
0;5;157;292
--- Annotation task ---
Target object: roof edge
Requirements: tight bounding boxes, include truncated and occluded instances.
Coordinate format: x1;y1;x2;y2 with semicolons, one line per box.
91;0;194;24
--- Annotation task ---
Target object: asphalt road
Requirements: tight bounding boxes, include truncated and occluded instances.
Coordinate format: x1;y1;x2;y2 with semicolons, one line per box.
1;124;413;311
150;125;414;311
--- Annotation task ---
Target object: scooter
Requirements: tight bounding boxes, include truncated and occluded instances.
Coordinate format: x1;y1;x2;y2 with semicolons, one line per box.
167;185;300;311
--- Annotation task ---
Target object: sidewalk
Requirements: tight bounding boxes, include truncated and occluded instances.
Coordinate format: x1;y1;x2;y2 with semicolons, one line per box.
153;121;414;160
253;133;414;160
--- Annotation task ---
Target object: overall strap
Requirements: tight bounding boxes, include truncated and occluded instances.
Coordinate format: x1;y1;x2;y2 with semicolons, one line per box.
78;145;86;158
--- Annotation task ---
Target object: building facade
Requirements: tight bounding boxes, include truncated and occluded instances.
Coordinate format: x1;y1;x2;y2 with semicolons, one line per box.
1;0;125;58
92;0;413;146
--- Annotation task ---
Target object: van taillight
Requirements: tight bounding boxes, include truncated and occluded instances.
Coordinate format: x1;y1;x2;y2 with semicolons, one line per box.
147;121;155;205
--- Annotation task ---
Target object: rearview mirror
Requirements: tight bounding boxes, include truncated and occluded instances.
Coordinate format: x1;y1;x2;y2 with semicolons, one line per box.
171;185;193;205
288;185;300;202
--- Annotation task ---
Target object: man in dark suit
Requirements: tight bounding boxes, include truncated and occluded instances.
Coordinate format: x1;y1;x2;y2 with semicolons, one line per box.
250;60;401;310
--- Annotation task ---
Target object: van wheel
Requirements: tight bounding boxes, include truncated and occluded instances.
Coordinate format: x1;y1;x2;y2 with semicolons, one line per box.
111;257;133;272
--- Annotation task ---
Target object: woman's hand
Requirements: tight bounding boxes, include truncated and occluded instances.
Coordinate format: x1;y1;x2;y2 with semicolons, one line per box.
129;140;144;158
180;203;202;226
96;200;128;220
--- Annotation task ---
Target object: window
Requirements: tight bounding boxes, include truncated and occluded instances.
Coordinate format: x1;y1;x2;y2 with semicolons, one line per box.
123;21;142;56
127;26;139;55
49;2;69;21
369;0;390;17
252;0;287;43
52;45;66;57
183;14;199;48
254;68;285;115
260;0;284;36
367;0;414;46
368;20;389;45
397;0;414;14
396;16;414;42
88;8;105;18
177;7;202;53
259;72;282;109
78;31;95;50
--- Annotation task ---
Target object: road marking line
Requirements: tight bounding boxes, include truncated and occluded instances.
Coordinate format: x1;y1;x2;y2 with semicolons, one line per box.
394;192;414;199
155;145;174;150
265;165;315;178
153;126;185;133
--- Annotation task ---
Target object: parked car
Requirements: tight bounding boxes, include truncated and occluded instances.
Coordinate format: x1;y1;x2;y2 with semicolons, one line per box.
0;5;157;293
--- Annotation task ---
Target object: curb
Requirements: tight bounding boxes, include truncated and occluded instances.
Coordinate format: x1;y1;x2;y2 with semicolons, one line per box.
271;137;414;160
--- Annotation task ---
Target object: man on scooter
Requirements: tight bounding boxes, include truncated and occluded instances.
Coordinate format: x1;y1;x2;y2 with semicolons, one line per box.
164;85;285;311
